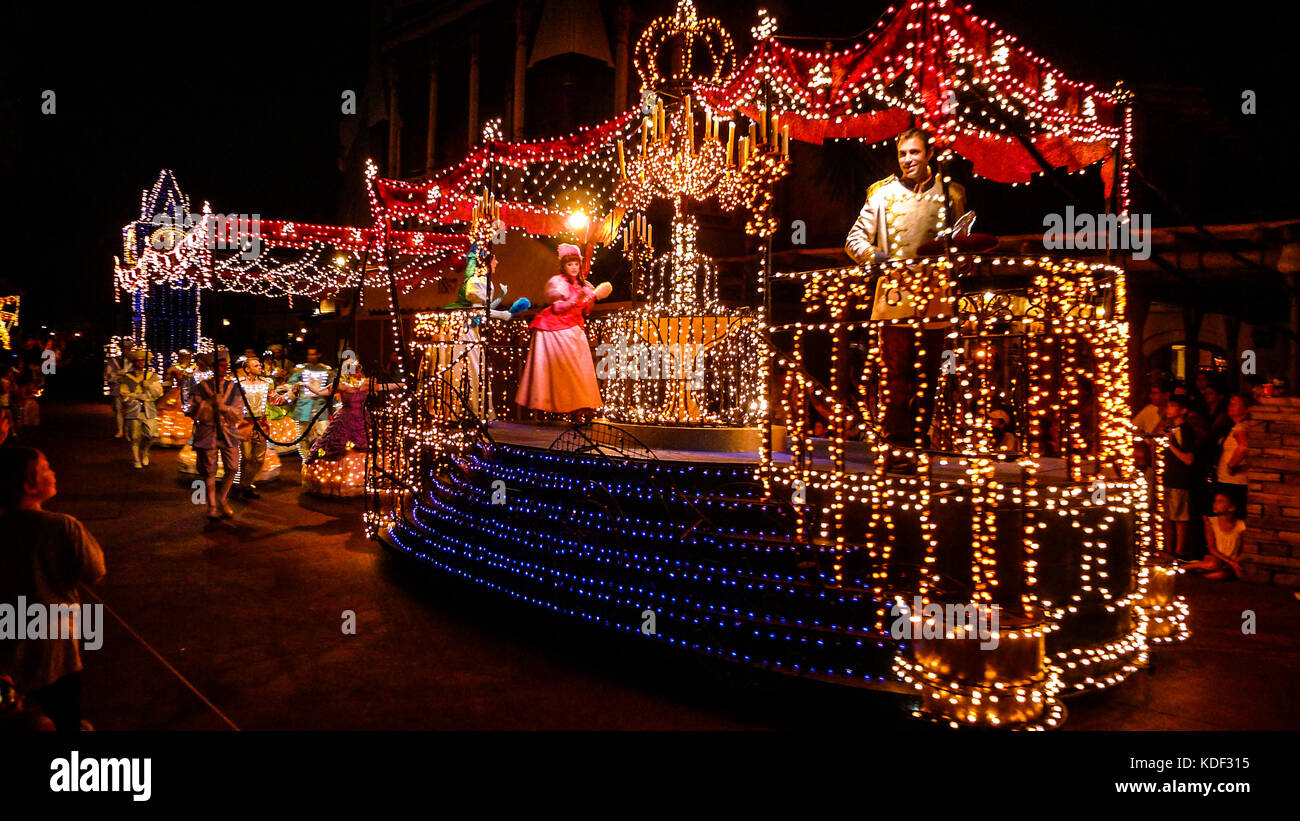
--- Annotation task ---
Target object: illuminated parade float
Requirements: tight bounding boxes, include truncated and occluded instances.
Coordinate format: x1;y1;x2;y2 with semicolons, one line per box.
358;1;1189;729
99;0;1185;727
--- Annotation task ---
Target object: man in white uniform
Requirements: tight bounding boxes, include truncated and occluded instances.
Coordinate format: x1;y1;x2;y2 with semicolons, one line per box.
844;128;966;446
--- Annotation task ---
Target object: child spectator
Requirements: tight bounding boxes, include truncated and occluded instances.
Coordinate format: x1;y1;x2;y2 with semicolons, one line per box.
1184;491;1245;580
0;447;106;731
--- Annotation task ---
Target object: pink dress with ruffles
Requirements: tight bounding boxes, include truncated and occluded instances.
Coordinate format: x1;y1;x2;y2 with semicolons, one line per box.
515;274;602;413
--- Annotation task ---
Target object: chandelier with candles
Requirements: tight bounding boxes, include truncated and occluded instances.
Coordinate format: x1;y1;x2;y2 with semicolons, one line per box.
614;0;790;310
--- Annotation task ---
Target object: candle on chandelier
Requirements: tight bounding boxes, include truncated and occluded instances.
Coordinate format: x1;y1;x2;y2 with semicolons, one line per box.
759;104;767;143
783;124;790;156
618;139;626;179
727;122;735;165
686;97;694;152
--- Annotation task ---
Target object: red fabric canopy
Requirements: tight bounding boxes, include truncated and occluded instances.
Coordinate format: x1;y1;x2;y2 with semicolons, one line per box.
694;3;1123;185
372;109;641;236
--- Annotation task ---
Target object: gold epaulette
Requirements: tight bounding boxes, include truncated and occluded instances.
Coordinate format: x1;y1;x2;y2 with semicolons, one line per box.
866;176;895;200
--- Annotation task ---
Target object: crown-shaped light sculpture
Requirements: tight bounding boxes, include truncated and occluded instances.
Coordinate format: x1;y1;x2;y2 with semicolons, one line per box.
635;0;735;94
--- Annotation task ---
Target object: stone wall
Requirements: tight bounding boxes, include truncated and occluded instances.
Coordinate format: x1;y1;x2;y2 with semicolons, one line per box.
1243;397;1300;588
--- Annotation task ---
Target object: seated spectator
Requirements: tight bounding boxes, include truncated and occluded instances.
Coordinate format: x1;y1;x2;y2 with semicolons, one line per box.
0;447;106;731
1184;491;1245;580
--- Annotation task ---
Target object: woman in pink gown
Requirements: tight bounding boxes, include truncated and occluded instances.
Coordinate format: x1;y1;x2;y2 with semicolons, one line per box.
515;244;603;424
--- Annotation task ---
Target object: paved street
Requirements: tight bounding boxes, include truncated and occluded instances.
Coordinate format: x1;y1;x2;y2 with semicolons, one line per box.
19;401;1300;731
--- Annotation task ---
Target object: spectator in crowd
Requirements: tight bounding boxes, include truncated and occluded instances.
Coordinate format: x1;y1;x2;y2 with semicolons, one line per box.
0;408;15;449
1162;394;1200;558
1190;379;1234;544
0;674;56;731
187;350;246;519
0;363;14;427
1242;375;1267;402
1173;381;1209;441
1133;379;1170;473
1190;369;1213;418
0;447;106;731
14;364;43;429
1133;380;1170;435
1214;394;1253;513
1184;491;1245;580
1201;381;1231;443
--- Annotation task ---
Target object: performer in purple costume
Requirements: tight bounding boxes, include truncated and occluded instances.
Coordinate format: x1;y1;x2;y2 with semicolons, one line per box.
305;379;368;463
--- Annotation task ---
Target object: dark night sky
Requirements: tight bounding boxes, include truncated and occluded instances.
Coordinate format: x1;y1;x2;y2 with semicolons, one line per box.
2;1;1295;333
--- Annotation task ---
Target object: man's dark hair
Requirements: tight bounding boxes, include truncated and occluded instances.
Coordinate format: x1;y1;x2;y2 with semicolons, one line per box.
1167;394;1192;412
0;447;41;508
896;127;932;152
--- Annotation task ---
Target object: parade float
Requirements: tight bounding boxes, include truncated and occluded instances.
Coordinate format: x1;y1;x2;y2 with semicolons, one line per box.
0;293;19;350
355;0;1188;728
111;169;469;488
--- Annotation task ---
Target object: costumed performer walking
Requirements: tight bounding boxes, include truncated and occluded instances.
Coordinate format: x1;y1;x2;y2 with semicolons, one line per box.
118;348;163;468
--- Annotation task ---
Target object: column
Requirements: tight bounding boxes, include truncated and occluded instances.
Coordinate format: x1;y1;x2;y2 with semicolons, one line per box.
613;0;630;112
468;21;480;147
1181;303;1202;381
425;52;439;175
386;63;402;177
512;0;528;138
